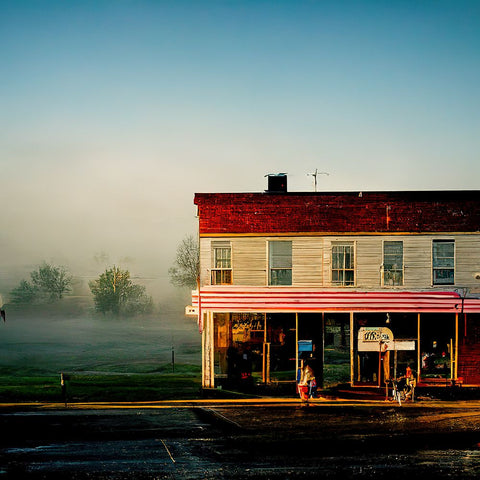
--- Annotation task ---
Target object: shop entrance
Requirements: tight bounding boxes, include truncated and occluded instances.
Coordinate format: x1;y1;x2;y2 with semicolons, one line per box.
213;312;297;388
354;313;417;386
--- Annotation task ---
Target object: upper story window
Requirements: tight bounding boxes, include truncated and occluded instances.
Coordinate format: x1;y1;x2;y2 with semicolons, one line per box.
269;241;292;285
432;239;455;285
332;242;355;286
211;243;232;285
383;241;404;286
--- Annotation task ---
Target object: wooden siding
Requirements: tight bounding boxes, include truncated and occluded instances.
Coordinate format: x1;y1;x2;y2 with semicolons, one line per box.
200;234;480;291
404;236;433;287
292;238;323;286
456;237;480;286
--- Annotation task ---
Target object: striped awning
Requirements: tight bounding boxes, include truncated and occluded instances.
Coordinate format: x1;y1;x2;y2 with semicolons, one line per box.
192;287;480;314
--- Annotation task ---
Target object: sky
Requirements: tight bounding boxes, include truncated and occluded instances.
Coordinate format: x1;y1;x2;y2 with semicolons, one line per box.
1;0;479;300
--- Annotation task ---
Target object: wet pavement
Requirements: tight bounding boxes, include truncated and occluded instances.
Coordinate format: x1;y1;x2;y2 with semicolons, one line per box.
1;400;480;479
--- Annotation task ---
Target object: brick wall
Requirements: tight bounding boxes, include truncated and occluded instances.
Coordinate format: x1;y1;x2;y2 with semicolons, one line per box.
194;191;480;234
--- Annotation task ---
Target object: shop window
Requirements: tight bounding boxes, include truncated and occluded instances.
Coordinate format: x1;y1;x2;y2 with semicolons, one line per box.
332;243;355;286
211;243;232;285
432;240;455;285
269;241;292;285
383;241;403;286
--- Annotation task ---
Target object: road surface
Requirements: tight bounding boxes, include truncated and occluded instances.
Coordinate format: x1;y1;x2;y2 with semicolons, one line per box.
1;398;480;479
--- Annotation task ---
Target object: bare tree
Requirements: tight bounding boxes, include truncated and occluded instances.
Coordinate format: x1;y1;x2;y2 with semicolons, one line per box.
168;234;199;289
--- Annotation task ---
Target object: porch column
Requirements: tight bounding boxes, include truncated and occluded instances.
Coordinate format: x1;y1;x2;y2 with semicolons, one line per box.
417;313;421;383
202;311;215;388
455;313;459;380
295;313;299;378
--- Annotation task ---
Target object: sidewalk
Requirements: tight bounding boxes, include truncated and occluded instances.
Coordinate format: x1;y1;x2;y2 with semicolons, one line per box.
2;394;480;411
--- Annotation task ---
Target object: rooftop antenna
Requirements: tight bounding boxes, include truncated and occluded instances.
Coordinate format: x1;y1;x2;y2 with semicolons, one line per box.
307;169;329;192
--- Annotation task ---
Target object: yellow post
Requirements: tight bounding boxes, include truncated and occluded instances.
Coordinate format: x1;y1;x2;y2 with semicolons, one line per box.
417;313;421;384
455;313;459;380
295;313;299;382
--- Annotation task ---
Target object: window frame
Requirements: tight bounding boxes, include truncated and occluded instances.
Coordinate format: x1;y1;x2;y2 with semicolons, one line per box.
211;243;232;285
331;242;355;286
432;239;455;286
382;240;404;286
268;240;293;286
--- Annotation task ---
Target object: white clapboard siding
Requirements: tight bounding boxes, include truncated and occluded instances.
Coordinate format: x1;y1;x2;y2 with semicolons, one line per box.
356;236;383;288
232;237;267;285
292;237;323;286
200;234;480;290
404;236;434;287
455;236;480;286
199;237;213;286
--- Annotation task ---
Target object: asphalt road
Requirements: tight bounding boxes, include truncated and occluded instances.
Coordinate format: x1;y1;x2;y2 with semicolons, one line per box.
1;399;480;479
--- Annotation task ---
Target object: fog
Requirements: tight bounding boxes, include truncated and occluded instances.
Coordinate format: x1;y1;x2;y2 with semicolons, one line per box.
0;305;201;376
2;1;480;309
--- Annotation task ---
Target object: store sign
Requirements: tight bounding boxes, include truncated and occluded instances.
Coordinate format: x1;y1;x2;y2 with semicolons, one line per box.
358;327;415;352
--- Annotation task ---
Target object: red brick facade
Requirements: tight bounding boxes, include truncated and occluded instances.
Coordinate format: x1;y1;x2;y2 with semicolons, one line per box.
195;191;480;235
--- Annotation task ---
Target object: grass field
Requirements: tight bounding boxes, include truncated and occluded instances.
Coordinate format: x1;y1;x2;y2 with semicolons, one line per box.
0;299;202;402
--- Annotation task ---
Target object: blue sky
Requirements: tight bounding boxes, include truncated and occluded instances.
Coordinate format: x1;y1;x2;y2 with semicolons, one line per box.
1;1;479;294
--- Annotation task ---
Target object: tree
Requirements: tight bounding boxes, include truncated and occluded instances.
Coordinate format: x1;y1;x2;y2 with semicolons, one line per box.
9;262;72;304
89;266;153;316
168;234;199;289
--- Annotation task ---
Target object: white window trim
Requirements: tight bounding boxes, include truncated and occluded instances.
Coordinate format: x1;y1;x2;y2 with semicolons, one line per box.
431;238;455;286
211;242;233;285
331;241;356;287
267;240;293;286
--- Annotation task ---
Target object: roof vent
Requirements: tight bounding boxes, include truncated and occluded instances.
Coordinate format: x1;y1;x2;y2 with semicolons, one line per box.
265;173;287;193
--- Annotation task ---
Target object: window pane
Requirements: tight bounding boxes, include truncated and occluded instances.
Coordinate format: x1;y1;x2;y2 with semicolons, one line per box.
433;269;454;285
269;241;292;268
384;241;403;286
332;248;343;269
214;247;231;269
344;270;354;285
433;240;454;285
270;269;292;286
384;241;403;257
345;246;354;269
331;243;354;286
332;270;344;285
211;269;232;285
433;241;454;258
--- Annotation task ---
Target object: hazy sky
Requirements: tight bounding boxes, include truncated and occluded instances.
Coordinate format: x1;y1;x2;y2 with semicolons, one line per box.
1;1;479;297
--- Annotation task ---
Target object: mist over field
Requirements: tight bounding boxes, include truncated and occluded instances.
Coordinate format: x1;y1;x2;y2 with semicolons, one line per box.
0;300;200;378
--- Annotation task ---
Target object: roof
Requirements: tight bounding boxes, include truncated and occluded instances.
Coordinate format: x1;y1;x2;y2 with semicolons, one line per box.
194;190;480;235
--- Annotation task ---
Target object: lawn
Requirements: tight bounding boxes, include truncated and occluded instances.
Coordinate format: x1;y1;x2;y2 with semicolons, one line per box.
0;300;202;402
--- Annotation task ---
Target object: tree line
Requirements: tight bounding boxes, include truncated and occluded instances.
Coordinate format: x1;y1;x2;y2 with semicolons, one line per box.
7;234;200;316
9;263;153;316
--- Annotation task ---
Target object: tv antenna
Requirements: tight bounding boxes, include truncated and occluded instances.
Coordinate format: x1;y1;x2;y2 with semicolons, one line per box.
307;169;329;192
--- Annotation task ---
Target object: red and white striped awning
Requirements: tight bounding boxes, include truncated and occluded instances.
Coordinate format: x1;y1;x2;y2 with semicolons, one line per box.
192;286;480;314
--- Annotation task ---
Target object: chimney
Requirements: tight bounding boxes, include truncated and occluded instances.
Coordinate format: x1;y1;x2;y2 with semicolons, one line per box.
265;173;287;193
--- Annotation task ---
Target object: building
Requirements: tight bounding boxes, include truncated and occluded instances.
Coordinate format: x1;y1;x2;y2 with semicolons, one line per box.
190;175;480;391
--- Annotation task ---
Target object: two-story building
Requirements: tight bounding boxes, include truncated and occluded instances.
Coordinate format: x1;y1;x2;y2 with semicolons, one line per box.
191;175;480;392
